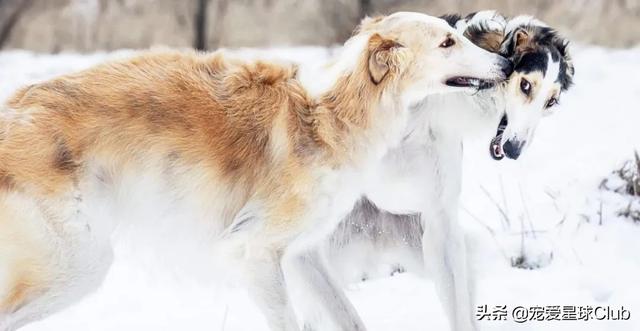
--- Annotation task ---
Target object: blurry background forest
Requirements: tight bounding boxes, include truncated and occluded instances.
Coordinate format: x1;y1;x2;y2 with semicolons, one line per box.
0;0;639;53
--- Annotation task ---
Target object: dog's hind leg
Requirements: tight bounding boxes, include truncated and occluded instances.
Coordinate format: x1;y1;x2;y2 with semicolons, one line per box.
0;191;113;331
283;249;366;331
422;209;477;331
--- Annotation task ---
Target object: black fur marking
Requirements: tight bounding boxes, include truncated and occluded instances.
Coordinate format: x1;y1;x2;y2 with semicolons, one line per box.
557;56;573;90
53;137;78;173
549;46;561;62
514;50;549;76
231;216;254;233
500;29;519;57
439;14;461;28
529;26;574;90
464;11;478;21
548;46;574;90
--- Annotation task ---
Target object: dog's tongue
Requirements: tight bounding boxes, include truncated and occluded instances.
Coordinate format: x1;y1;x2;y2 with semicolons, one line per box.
489;115;508;160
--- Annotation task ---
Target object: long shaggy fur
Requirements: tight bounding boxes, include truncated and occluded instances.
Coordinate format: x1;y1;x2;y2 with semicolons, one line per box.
0;12;510;331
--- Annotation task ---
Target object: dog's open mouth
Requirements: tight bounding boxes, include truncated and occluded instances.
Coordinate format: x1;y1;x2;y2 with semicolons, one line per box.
445;76;495;90
489;114;508;160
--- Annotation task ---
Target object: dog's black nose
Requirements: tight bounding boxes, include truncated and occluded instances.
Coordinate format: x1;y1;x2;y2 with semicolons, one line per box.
503;138;525;160
501;59;514;78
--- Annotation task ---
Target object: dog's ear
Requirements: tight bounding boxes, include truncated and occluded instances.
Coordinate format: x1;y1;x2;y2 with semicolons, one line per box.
367;33;408;85
514;28;530;51
537;28;575;90
500;27;530;57
555;39;575;90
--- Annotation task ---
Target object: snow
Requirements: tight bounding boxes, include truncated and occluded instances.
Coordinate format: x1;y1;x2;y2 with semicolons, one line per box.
0;44;639;330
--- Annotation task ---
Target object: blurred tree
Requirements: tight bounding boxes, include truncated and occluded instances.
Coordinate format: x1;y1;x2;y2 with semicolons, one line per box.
0;0;638;52
194;0;208;50
0;0;33;48
360;0;372;17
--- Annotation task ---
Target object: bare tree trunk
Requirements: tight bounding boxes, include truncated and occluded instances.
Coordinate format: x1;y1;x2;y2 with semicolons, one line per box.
0;0;33;49
359;0;371;18
194;0;209;50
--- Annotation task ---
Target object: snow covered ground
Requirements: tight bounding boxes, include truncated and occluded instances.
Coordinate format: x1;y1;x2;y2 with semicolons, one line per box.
1;44;639;331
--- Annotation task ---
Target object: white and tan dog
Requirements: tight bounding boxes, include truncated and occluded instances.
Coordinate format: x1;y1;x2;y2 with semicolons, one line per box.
0;12;510;331
290;11;575;331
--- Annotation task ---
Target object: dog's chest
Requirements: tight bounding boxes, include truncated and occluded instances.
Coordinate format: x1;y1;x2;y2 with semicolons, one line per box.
287;162;379;251
363;121;465;215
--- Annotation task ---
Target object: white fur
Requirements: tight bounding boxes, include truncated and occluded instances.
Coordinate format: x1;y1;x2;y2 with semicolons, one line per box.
506;15;548;33
458;10;506;32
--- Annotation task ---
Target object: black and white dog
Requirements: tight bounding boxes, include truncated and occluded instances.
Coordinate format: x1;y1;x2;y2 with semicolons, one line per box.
284;11;575;331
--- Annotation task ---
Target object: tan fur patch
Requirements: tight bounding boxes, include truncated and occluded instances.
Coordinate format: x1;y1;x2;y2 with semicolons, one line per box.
0;51;312;196
514;29;531;54
465;29;504;53
3;276;35;312
367;34;404;84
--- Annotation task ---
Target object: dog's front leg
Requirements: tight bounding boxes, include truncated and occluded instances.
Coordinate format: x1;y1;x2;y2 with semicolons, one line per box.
422;206;477;331
419;134;477;331
243;247;300;331
224;198;300;330
282;249;366;331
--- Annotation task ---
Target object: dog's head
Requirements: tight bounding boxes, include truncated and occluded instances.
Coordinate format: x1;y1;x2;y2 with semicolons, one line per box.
489;17;575;160
354;12;512;106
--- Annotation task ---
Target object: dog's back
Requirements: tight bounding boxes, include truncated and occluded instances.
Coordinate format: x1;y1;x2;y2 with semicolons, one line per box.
0;50;309;197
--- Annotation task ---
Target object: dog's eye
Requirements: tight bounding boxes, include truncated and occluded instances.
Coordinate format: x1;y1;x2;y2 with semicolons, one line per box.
546;97;558;108
520;78;531;96
439;37;455;48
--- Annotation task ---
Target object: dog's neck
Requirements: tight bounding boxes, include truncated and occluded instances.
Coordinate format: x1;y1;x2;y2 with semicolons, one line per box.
310;69;406;168
298;38;408;167
402;90;504;145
